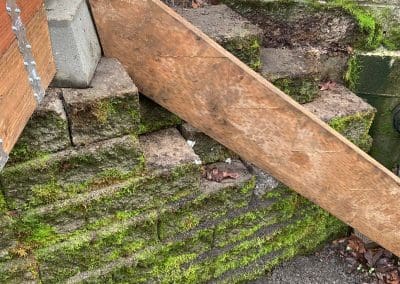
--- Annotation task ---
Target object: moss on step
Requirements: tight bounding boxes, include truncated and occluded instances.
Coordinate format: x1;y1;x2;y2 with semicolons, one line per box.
0;136;144;210
8;89;71;164
139;96;182;135
224;0;387;51
223;35;262;71
329;111;375;152
21;164;201;236
273;77;320;104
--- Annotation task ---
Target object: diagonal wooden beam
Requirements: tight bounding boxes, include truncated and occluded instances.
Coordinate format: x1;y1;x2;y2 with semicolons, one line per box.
89;0;400;255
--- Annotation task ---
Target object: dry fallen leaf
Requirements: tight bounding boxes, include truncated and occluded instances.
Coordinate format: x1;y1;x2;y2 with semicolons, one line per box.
319;80;337;91
203;166;240;182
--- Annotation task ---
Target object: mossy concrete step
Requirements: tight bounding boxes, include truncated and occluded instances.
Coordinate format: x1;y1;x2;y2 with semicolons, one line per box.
223;0;380;51
0;135;144;211
176;4;263;70
8;88;71;164
25;161;252;282
304;84;376;152
347;49;400;96
63;58;140;146
261;47;349;104
49;178;345;283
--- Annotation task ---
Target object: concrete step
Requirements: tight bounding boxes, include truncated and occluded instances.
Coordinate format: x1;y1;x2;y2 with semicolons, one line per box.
176;4;263;70
46;0;101;88
261;47;348;104
0;135;144;211
224;0;374;51
63;58;140;146
8;88;71;164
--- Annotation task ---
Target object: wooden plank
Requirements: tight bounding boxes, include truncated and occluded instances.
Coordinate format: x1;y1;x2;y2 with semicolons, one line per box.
89;0;400;255
0;3;55;153
0;0;43;58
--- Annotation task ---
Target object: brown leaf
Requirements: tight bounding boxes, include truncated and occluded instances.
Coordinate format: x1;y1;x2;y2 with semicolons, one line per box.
319;80;337;91
203;167;240;182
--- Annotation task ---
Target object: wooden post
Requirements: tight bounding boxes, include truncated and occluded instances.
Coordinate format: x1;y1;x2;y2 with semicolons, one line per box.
89;0;400;255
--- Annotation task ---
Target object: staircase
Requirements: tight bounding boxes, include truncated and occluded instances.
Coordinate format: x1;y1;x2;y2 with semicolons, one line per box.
0;2;380;283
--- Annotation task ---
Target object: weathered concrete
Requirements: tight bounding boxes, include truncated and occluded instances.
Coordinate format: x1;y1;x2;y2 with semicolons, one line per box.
63;58;140;145
140;128;201;170
349;49;400;96
305;84;376;152
177;4;263;69
0;135;143;210
261;47;348;83
9;88;71;164
46;0;101;87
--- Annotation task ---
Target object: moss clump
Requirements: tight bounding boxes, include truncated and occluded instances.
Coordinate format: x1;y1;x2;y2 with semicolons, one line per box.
329;111;375;152
0;136;144;210
0;193;7;214
345;55;362;91
139;96;182;135
223;35;262;71
8;113;70;164
273;78;320;104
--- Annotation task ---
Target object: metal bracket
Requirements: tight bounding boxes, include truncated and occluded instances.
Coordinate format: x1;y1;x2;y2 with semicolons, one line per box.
6;0;45;104
0;139;9;171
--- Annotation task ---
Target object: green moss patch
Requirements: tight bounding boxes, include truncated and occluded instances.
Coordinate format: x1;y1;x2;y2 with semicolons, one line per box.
223;35;262;71
139;96;182;135
329;111;375;152
273;77;320;104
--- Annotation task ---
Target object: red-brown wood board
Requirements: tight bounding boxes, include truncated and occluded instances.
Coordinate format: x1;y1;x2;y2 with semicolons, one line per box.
90;0;400;256
0;0;42;57
0;1;55;154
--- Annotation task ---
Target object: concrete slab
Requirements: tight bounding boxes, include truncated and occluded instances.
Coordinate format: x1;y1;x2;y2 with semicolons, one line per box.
46;0;101;87
63;58;140;146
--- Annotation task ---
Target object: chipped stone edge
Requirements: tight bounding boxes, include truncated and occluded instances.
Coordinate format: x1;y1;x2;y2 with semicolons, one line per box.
0;139;9;171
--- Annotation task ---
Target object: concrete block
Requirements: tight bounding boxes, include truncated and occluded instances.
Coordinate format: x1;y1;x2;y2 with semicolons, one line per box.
177;4;263;69
46;0;101;87
261;47;348;104
63;58;140;146
139;95;182;135
305;84;376;152
9;88;71;164
348;49;400;96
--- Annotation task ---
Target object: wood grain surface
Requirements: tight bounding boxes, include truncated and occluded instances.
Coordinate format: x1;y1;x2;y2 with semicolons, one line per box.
0;3;55;153
0;0;43;58
89;0;400;255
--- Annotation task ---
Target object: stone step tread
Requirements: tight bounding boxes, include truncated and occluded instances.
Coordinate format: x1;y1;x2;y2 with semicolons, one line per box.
1;135;143;210
63;57;140;146
175;4;263;43
304;84;375;122
260;47;348;83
